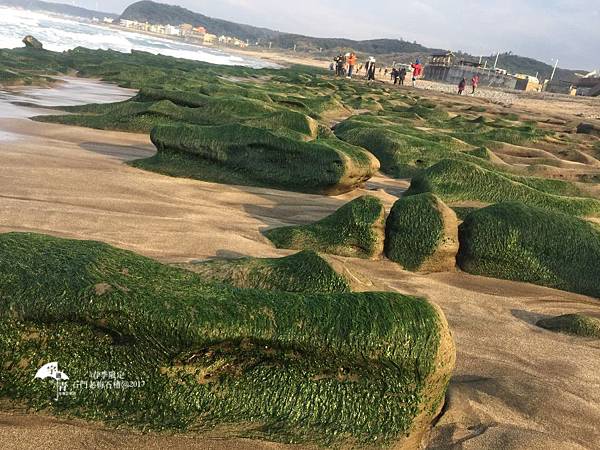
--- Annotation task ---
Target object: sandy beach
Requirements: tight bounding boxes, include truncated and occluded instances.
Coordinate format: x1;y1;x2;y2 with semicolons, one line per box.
1;78;599;450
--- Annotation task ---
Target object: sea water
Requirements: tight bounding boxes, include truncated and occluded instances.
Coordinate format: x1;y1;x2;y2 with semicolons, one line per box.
0;6;277;68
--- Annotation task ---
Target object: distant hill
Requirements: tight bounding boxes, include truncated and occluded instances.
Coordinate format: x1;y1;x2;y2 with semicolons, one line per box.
0;0;117;19
3;0;580;80
474;52;577;83
120;1;437;55
120;1;580;80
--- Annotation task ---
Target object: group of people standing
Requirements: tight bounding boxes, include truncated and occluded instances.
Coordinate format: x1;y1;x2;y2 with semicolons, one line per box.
331;54;424;87
333;52;357;78
458;75;479;95
391;67;407;85
331;54;481;96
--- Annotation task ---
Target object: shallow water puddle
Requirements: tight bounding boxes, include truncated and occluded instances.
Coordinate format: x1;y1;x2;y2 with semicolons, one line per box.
0;77;137;139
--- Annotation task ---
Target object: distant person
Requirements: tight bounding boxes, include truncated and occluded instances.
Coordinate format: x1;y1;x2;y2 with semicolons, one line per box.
329;61;335;71
391;67;399;84
399;67;407;86
384;68;389;78
471;75;479;94
458;77;467;95
367;57;376;81
347;52;357;79
411;58;423;87
334;54;344;77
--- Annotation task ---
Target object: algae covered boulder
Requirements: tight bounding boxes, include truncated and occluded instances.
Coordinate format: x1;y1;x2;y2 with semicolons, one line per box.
264;195;386;258
184;250;350;293
576;122;600;137
537;314;600;338
0;232;455;447
144;123;379;195
406;159;600;217
457;202;600;298
385;193;458;272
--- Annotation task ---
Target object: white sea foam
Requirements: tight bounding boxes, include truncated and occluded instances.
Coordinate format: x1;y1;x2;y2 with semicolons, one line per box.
0;6;276;68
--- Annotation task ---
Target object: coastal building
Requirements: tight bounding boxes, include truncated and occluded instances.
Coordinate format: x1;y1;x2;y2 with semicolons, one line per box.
424;53;519;89
103;17;114;24
203;33;217;45
514;74;541;92
165;25;180;36
429;51;455;67
574;76;600;96
149;24;166;34
180;23;193;37
120;19;135;28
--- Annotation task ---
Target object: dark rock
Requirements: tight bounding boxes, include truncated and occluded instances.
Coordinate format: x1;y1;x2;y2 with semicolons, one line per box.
22;35;43;50
576;122;600;136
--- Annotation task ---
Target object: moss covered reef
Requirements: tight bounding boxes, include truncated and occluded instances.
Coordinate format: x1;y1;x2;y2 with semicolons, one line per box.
334;105;547;178
406;159;600;217
138;123;378;195
264;196;386;258
182;250;350;293
537;314;600;338
385;194;458;272
3;46;597;199
0;232;455;446
457;202;600;298
38;90;320;141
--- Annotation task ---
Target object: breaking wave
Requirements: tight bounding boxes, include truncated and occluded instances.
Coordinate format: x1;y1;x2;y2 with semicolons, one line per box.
0;6;277;68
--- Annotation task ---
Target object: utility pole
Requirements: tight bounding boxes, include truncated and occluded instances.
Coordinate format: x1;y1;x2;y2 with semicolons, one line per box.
550;58;559;81
293;44;296;52
493;51;500;70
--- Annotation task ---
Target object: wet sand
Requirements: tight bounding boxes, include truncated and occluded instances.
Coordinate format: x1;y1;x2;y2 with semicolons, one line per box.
0;80;599;450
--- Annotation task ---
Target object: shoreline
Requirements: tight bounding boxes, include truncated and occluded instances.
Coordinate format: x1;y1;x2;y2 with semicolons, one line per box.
97;21;329;69
0;55;599;450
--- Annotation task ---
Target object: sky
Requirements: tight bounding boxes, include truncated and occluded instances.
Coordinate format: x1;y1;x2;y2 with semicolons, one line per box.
58;0;600;70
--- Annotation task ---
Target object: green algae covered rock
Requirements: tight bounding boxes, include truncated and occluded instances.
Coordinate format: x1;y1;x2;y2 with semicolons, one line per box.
457;202;600;298
406;159;600;217
537;314;600;338
264;195;386;258
385;193;458;272
0;232;455;447
184;250;350;293
144;123;379;195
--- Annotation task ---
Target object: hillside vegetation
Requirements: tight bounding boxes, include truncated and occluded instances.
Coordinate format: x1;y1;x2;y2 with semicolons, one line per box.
119;1;579;76
120;1;435;55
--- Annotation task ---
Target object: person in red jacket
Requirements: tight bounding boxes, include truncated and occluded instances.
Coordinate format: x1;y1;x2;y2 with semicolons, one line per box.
471;75;480;94
410;58;423;87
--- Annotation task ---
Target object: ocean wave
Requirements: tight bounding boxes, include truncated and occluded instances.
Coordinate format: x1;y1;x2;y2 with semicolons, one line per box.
0;6;276;68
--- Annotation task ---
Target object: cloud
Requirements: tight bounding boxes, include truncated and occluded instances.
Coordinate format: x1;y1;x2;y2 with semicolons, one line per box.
68;0;600;69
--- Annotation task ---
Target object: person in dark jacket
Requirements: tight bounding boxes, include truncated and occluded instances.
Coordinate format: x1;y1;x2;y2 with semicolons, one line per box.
458;77;467;95
367;58;376;81
398;67;407;86
392;67;399;84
